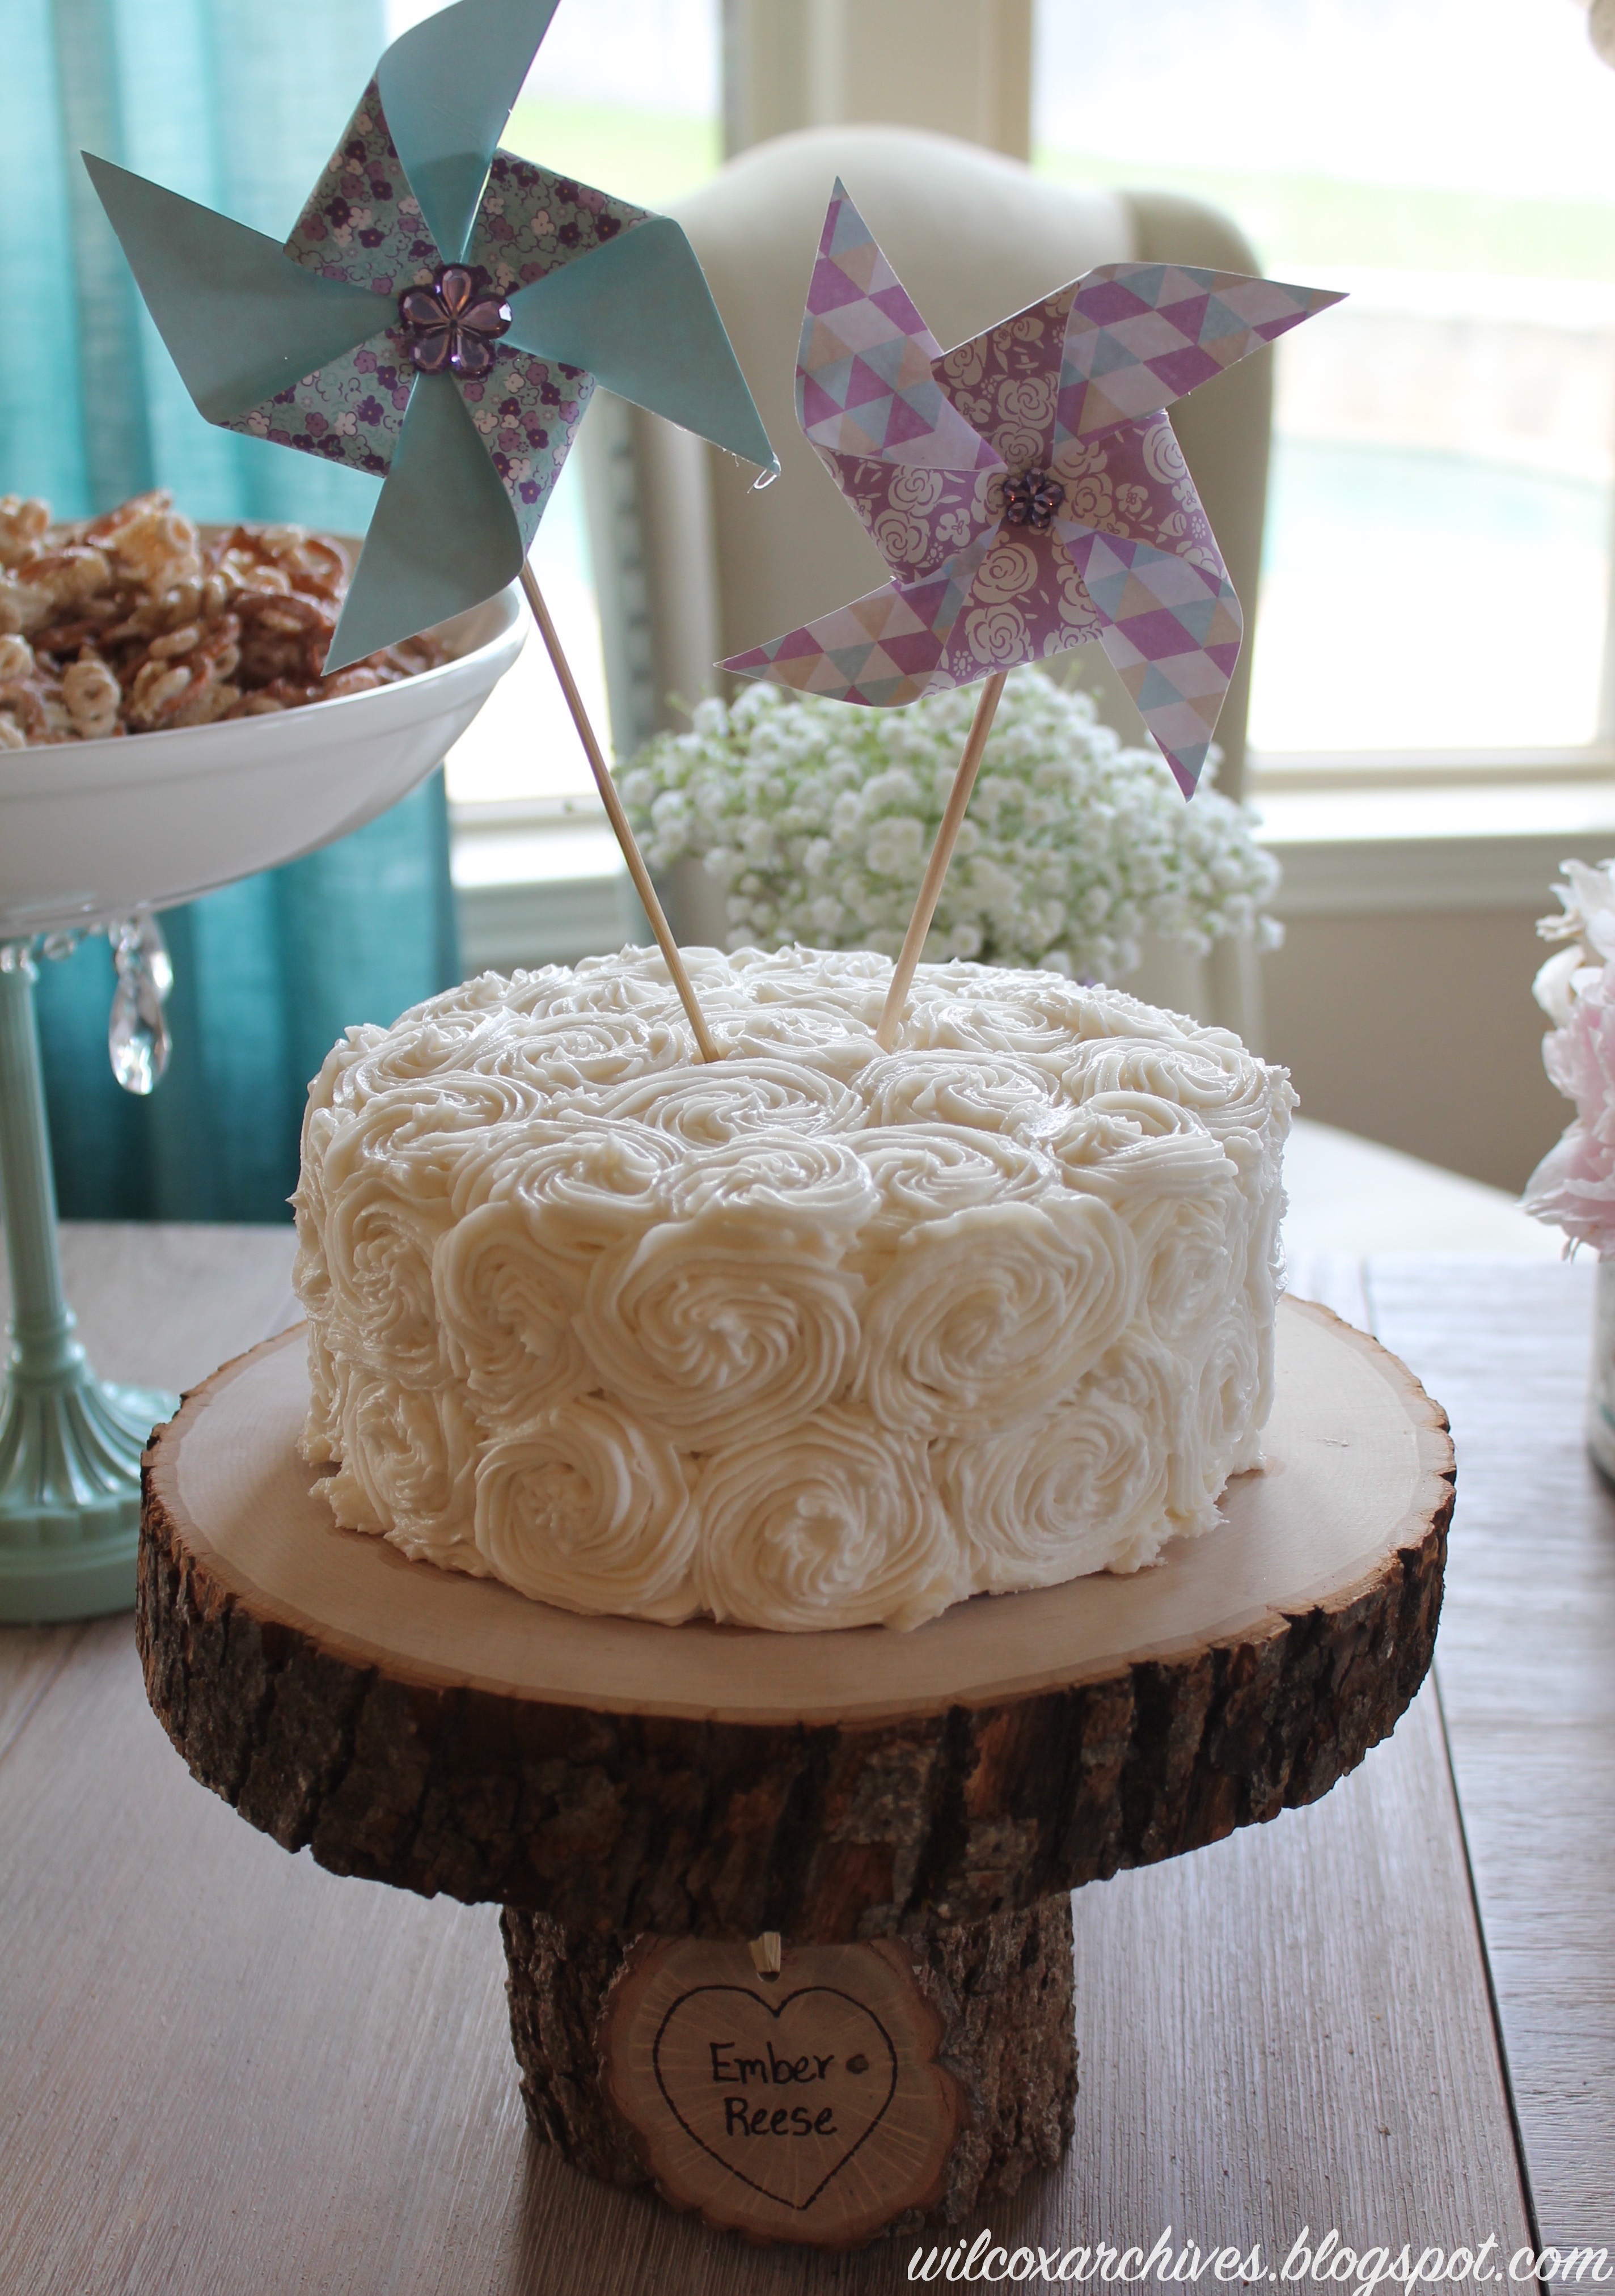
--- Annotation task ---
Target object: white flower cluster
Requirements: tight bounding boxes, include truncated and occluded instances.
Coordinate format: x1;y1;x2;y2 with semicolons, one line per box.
616;671;1282;982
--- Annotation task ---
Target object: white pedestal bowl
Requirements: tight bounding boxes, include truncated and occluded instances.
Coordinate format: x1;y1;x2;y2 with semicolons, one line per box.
0;590;522;940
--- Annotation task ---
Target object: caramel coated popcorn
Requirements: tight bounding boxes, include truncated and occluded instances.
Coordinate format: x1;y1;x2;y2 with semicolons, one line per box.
0;491;451;748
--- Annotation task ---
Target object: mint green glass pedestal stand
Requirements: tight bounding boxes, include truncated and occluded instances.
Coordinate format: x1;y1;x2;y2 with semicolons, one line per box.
0;956;177;1623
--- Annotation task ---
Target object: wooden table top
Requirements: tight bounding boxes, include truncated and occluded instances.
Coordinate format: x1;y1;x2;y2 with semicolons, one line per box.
2;1227;1609;2291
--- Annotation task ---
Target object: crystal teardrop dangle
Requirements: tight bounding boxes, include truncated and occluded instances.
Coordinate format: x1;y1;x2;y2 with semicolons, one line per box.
107;910;173;1095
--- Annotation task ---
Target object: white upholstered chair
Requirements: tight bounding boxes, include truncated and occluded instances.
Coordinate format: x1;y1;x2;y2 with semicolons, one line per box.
582;125;1278;1034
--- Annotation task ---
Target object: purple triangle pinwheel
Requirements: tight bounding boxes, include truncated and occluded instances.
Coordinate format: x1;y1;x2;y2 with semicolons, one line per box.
724;181;1340;798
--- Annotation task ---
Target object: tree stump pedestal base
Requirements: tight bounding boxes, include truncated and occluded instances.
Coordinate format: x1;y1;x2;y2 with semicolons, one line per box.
138;1299;1452;2250
502;1896;1077;2244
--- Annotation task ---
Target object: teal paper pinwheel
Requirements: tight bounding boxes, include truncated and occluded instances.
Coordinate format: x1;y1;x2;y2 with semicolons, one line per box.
84;0;775;669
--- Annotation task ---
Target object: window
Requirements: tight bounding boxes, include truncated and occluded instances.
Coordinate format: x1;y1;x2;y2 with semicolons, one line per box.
1032;0;1615;767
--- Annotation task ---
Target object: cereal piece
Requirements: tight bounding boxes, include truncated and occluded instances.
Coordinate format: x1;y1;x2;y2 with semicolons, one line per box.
147;622;202;661
126;658;194;726
238;674;319;711
212;527;293;597
62;653;122;741
236;591;335;686
0;570;55;638
95;492;202;595
174;681;241;726
260;526;348;599
0;634;34;682
0;678;69;742
255;525;312;564
144;572;230;630
0;497;50;569
124;612;242;730
319;665;384;698
218;551;290;598
30;602;123;653
381;637;446;679
15;546;114;629
84;488;167;539
101;597;179;647
19;546;112;609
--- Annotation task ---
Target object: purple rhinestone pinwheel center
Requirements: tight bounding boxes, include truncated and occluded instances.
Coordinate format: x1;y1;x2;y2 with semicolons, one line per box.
398;264;513;379
1001;469;1065;535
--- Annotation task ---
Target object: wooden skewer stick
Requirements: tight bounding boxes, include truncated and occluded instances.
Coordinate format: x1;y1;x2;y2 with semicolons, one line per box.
518;563;720;1063
874;669;1008;1052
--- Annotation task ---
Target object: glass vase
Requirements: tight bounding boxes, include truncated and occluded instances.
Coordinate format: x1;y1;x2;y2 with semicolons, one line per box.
1588;1255;1615;1483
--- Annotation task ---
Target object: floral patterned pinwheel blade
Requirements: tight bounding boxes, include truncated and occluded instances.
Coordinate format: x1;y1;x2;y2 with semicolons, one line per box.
725;181;1341;797
85;0;775;671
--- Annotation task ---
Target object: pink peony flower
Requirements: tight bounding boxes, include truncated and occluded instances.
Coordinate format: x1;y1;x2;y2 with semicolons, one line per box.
1522;970;1615;1251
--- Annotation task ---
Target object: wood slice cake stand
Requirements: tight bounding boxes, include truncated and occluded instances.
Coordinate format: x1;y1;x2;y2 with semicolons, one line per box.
138;1297;1452;2250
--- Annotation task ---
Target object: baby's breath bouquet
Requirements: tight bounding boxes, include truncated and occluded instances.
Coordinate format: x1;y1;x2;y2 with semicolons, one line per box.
616;670;1281;981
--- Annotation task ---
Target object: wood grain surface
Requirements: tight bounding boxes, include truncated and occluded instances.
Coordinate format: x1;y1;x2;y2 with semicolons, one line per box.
149;1302;1449;1719
0;1223;1569;2293
1369;1258;1615;2252
591;1933;970;2241
570;1916;1063;2245
0;1629;1531;2295
137;1301;1451;1938
0;1621;82;1766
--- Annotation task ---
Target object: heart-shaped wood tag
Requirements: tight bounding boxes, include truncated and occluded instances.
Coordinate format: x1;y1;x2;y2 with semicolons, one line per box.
602;1938;962;2247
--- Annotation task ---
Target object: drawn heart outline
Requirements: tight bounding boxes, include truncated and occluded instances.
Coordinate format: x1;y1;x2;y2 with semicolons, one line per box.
650;1982;899;2213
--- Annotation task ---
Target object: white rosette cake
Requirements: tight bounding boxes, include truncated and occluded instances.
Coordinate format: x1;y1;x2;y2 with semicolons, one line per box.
293;946;1293;1632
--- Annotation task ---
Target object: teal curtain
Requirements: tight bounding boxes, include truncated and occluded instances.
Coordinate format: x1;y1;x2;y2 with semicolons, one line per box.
2;0;462;1224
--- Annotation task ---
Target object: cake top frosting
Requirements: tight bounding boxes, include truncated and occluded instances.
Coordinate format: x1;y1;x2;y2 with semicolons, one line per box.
297;948;1288;1304
304;940;1286;1138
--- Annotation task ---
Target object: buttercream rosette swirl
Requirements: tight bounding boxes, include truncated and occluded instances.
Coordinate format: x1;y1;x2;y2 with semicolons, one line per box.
581;1203;864;1451
854;1196;1137;1436
855;1122;1055;1249
472;1397;697;1621
936;1346;1177;1589
433;1198;592;1428
599;1053;864;1144
695;1405;964;1630
295;944;1292;1631
860;1048;1062;1134
471;1010;688;1100
322;1363;480;1572
314;1164;451;1390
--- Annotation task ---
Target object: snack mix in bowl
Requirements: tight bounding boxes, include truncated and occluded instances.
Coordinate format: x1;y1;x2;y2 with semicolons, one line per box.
0;490;450;748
